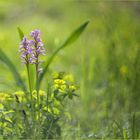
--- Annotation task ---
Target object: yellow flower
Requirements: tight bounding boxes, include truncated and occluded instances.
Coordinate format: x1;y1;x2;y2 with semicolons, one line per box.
60;85;67;90
64;74;74;83
69;85;77;91
39;90;46;96
14;91;24;102
54;79;67;92
54;79;66;85
120;65;128;76
0;93;12;102
14;91;24;97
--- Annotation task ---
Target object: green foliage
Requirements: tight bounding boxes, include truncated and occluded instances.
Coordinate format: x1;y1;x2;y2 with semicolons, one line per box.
0;49;26;92
17;27;24;41
0;72;78;139
38;21;89;87
0;20;87;138
131;113;138;139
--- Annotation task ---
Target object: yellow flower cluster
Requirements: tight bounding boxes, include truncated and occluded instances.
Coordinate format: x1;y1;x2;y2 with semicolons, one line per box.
54;79;67;91
0;93;13;110
54;79;66;85
52;72;78;95
15;90;46;100
0;93;12;103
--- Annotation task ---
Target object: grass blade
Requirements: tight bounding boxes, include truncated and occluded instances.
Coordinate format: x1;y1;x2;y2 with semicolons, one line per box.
132;113;137;139
0;49;27;92
38;21;89;87
17;27;24;41
62;20;89;47
123;128;127;140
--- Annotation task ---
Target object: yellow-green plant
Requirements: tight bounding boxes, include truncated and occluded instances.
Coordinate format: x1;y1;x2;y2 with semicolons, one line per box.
0;21;89;139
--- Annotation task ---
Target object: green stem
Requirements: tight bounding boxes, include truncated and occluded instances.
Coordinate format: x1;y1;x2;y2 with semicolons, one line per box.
27;64;33;103
26;64;35;134
36;63;40;107
36;61;41;136
47;83;50;113
35;42;40;108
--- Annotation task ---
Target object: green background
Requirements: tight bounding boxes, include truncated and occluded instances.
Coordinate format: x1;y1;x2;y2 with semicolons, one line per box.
0;0;140;139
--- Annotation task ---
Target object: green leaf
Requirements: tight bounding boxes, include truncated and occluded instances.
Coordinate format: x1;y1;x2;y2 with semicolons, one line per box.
72;93;79;97
17;27;24;41
123;128;127;140
132;113;138;139
0;49;27;92
63;21;89;47
38;21;89;87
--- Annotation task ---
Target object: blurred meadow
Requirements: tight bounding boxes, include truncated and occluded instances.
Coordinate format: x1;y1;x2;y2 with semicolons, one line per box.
0;0;140;139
